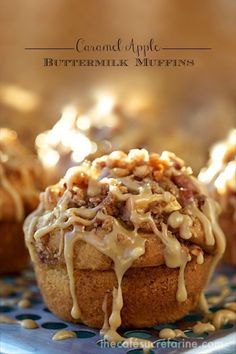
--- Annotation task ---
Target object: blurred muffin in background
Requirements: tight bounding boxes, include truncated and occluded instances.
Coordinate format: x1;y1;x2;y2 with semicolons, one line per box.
35;100;147;185
35;95;208;187
199;129;236;265
148;127;207;174
0;128;44;273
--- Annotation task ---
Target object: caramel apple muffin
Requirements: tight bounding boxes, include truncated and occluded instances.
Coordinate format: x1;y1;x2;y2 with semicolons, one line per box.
199;129;236;266
0;128;43;273
24;149;225;342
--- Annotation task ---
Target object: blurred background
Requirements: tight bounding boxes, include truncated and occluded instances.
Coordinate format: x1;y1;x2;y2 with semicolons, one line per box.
0;0;236;179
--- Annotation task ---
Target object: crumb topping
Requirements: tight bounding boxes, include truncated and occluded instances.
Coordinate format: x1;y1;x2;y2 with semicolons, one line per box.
38;149;206;236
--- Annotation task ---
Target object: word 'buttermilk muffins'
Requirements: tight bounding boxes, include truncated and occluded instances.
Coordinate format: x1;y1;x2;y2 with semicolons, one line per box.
0;128;43;273
199;130;236;266
24;149;225;343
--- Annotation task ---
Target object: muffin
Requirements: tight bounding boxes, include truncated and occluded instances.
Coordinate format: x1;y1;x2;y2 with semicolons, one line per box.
24;149;225;341
199;129;236;265
36;104;146;185
0;128;43;273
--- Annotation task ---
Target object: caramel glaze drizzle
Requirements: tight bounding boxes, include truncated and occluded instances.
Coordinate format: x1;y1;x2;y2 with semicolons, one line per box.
24;149;226;344
198;129;236;218
0;164;24;221
0;129;41;222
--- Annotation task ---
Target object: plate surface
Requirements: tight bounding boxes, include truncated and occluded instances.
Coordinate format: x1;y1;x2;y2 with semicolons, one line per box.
0;265;236;354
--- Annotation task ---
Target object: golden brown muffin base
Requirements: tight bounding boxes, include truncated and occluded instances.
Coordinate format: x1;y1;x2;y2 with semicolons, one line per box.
0;221;29;274
220;213;236;266
35;254;213;328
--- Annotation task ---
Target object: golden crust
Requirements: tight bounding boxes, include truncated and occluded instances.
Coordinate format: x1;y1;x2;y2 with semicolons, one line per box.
35;254;213;328
36;226;210;271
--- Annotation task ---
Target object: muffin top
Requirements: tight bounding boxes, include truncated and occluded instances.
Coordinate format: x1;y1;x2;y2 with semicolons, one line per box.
199;129;236;215
0;128;43;222
25;148;225;273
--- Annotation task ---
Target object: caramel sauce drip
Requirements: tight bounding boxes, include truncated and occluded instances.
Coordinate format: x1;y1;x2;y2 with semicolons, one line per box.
212;309;236;330
122;337;154;352
52;330;76;341
208;287;231;306
225;302;236;312
159;328;185;339
0;315;17;324
192;321;215;335
19;319;38;329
